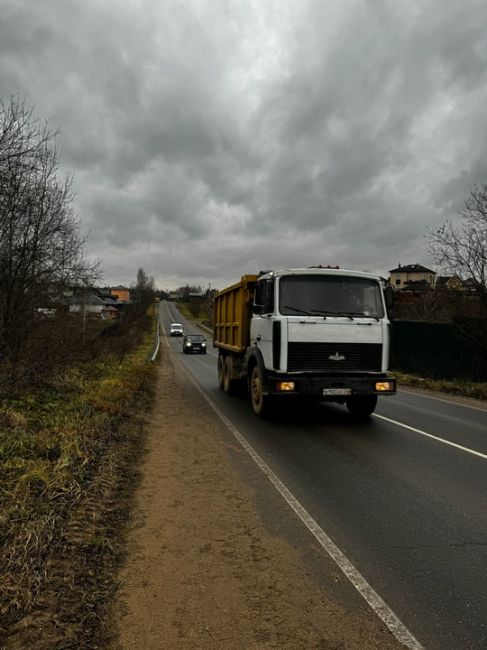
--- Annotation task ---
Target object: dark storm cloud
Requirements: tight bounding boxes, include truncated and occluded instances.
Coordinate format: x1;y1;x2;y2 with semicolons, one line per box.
1;0;487;287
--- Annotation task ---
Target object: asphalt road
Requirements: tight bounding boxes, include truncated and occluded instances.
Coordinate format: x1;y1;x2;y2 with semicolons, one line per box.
160;301;487;650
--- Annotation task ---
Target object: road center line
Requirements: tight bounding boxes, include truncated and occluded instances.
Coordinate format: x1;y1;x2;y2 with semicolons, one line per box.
375;414;487;460
171;354;423;650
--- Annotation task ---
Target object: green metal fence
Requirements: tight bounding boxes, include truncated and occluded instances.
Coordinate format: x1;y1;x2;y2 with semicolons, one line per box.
390;320;487;382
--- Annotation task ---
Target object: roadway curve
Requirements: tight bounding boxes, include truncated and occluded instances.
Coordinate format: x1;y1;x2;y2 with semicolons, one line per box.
161;301;487;650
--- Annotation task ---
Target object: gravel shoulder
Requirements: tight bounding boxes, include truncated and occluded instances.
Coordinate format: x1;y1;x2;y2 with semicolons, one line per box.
109;345;405;649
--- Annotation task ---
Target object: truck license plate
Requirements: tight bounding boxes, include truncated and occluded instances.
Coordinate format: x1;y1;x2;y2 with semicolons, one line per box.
322;388;351;396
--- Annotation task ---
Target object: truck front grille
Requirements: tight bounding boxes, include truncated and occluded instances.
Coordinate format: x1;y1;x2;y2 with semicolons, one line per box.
287;342;382;372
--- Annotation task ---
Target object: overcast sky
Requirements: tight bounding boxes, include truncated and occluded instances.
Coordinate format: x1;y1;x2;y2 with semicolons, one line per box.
1;0;487;290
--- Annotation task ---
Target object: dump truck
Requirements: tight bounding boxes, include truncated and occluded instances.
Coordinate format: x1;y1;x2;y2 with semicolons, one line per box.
213;267;396;417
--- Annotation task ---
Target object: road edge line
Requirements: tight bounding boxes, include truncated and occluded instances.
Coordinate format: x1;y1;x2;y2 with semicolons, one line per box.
172;354;423;650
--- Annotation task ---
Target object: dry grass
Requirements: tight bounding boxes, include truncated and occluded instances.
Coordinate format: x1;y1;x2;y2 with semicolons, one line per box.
0;316;158;647
393;371;487;401
177;301;212;328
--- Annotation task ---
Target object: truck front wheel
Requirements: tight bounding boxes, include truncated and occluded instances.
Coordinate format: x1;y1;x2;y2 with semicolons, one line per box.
346;395;377;419
250;366;273;417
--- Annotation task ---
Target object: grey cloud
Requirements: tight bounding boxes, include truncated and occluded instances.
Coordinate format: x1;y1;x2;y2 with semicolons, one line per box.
1;0;487;288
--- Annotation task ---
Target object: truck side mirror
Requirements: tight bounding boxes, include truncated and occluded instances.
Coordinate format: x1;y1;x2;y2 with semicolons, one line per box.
384;285;394;317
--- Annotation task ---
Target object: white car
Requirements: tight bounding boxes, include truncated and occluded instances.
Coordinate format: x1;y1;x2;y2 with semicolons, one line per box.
169;322;184;336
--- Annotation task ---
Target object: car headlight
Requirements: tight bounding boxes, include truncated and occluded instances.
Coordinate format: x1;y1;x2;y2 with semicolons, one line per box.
202;343;206;347
185;342;192;347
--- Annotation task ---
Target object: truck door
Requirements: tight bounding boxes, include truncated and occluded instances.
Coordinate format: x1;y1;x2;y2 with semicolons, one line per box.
250;278;275;370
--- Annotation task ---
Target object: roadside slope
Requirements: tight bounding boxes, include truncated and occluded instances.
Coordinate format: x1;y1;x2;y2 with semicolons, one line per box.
109;345;404;649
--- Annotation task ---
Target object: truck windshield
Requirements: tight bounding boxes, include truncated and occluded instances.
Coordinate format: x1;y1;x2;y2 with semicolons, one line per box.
279;275;384;318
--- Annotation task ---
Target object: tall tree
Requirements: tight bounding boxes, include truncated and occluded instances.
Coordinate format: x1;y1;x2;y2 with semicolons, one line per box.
427;184;487;376
427;184;487;300
131;267;154;315
0;96;99;363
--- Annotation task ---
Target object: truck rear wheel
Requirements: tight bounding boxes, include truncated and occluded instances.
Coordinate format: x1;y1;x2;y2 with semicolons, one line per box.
223;356;237;395
346;395;377;419
250;365;273;417
217;355;224;388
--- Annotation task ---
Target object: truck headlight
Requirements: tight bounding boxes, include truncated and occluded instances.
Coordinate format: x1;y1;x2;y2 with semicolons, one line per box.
375;381;395;392
277;381;295;392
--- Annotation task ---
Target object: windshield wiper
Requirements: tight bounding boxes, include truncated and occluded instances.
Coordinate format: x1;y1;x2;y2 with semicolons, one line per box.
309;309;354;319
283;306;379;320
345;311;380;321
283;305;313;315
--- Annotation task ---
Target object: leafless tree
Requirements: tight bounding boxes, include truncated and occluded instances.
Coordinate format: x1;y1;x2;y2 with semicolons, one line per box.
0;96;99;368
427;184;487;300
426;184;487;377
131;267;155;315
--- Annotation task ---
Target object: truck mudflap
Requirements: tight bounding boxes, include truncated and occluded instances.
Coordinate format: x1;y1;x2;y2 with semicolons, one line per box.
264;373;396;399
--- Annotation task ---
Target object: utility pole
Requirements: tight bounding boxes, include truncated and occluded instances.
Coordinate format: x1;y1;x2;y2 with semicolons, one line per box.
207;282;212;324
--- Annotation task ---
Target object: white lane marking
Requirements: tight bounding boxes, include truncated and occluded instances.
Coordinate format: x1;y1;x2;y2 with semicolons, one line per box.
149;317;161;362
375;414;487;460
171;355;423;650
398;387;487;413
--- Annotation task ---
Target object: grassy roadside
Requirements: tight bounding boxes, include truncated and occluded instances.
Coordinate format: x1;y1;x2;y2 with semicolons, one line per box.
392;371;487;401
177;301;211;329
0;319;158;648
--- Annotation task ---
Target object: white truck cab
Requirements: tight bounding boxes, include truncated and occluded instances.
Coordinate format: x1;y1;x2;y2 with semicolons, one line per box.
213;267;396;418
251;268;391;372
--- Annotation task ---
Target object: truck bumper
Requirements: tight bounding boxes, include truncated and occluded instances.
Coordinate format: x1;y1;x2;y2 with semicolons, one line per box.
265;373;396;399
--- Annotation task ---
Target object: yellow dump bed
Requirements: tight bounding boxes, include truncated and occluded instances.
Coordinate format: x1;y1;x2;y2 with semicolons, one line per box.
213;275;258;353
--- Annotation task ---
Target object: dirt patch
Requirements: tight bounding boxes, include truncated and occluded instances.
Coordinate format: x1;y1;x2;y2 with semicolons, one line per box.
108;346;404;649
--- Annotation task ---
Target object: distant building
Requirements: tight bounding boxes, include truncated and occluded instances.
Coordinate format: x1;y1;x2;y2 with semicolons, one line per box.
436;275;465;291
110;285;130;302
70;291;120;318
463;278;482;291
389;263;436;290
188;292;204;306
101;305;119;320
70;292;108;315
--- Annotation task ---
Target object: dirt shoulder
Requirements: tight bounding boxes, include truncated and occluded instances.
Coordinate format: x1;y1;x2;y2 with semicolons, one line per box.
108;346;404;649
